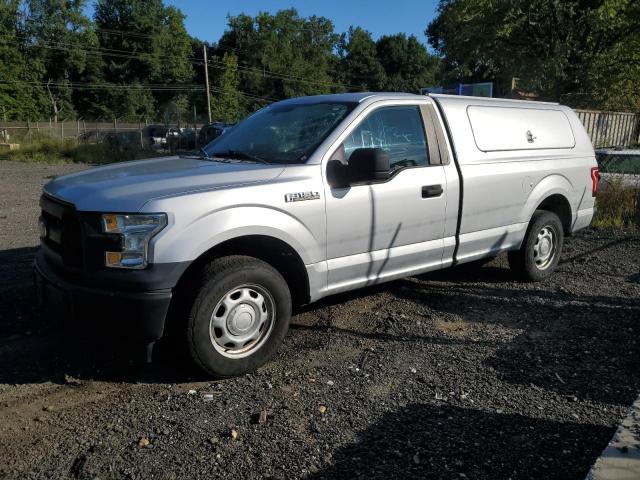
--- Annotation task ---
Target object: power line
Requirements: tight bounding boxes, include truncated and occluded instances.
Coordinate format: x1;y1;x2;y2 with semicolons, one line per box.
1;33;361;90
0;36;207;65
95;24;339;48
0;80;278;103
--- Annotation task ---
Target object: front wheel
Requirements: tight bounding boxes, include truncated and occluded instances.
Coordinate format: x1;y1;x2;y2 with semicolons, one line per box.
187;256;291;377
508;210;564;282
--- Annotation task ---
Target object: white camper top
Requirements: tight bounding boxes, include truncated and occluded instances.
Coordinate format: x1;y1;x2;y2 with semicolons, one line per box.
429;94;594;165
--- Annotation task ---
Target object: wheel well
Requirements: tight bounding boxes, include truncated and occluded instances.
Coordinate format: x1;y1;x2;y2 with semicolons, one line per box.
536;194;572;235
176;235;310;308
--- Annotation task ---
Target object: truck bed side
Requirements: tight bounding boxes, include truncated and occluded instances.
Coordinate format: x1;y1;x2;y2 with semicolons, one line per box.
430;94;597;265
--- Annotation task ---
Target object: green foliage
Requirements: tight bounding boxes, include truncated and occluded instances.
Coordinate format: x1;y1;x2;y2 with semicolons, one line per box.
339;27;386;91
93;0;194;119
1;137;163;164
25;0;102;120
0;3;445;123
427;0;640;108
2;0;639;122
217;9;343;114
376;33;441;93
0;0;48;119
339;29;442;93
217;9;441;112
211;52;241;123
593;178;640;231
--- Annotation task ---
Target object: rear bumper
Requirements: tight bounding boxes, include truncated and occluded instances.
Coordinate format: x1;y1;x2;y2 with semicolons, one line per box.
34;252;172;342
572;207;595;233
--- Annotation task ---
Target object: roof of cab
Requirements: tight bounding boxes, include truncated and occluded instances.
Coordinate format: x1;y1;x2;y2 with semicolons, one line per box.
429;93;560;110
274;92;563;109
276;92;425;105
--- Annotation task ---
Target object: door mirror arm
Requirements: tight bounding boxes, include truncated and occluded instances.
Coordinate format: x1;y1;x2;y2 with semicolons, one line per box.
327;159;349;188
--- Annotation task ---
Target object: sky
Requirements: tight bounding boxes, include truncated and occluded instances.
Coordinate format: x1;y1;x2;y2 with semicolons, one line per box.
85;0;440;46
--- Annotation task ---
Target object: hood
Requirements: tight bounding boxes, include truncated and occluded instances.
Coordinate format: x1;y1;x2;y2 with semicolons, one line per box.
44;156;285;212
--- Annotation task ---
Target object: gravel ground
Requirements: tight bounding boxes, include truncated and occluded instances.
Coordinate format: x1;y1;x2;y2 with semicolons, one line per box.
588;395;640;479
0;160;639;480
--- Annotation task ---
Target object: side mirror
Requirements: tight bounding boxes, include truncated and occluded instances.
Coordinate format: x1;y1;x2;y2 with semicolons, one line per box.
347;148;391;183
326;147;391;188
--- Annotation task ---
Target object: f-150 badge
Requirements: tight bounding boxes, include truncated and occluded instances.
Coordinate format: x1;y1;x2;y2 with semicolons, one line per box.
284;191;320;203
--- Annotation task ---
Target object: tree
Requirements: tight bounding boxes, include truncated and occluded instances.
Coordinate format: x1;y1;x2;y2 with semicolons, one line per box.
376;33;441;93
427;0;640;109
0;0;48;120
25;0;101;120
217;9;343;113
211;52;241;123
339;27;386;91
93;0;194;120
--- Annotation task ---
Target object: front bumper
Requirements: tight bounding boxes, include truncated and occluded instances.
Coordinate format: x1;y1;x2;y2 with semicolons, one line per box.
34;251;172;342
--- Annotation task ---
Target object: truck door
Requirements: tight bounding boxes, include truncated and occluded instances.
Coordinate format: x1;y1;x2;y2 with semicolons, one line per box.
324;103;447;294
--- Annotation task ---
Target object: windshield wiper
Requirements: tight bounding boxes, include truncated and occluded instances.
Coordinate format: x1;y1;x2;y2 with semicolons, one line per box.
210;149;270;164
199;147;212;160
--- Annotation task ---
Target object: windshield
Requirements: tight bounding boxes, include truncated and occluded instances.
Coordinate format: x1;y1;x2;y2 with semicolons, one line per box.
202;102;356;164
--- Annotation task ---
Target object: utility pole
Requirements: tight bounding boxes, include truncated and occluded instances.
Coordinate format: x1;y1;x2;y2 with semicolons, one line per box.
203;45;212;123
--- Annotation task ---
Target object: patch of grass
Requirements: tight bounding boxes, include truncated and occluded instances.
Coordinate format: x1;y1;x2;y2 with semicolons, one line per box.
0;137;165;165
592;177;640;231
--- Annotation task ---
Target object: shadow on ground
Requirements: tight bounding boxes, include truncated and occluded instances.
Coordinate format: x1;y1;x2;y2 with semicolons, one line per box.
0;246;204;385
389;267;640;406
313;403;610;480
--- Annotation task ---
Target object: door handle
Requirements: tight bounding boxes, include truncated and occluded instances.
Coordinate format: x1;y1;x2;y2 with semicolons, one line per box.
422;184;443;198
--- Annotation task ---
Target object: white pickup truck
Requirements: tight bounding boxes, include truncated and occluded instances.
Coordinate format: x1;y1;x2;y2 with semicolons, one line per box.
35;93;598;376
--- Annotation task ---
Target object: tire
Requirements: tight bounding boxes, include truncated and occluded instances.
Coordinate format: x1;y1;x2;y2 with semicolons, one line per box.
508;210;564;282
186;255;291;377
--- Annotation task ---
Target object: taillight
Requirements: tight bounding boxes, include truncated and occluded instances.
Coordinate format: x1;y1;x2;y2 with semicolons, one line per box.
590;167;600;197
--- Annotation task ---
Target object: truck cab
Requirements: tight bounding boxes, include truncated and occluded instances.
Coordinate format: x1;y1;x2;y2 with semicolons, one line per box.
35;93;598;377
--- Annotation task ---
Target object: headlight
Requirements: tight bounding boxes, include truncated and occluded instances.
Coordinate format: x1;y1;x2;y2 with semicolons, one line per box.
102;213;167;269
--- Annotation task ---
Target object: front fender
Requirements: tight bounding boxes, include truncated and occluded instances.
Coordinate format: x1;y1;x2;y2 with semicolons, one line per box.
153;205;322;265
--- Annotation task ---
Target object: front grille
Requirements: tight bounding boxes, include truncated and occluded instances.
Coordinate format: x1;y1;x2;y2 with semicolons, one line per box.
40;194;84;268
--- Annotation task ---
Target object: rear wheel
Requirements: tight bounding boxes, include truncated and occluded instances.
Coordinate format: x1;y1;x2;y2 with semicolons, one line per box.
508;210;564;281
187;255;291;377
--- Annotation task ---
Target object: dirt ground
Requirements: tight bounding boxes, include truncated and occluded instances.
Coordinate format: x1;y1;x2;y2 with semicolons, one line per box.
0;160;639;479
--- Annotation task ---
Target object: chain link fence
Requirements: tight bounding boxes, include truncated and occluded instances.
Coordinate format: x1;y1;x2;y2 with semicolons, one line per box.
1;120;201;141
0;120;211;157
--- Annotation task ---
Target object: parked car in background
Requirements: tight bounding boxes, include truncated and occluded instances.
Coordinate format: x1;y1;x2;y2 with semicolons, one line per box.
143;125;179;149
198;122;234;147
595;148;640;188
79;130;140;149
35;93;597;378
168;127;198;152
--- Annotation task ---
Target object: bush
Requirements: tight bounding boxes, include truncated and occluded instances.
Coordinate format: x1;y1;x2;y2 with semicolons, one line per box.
592;177;640;231
0;137;164;165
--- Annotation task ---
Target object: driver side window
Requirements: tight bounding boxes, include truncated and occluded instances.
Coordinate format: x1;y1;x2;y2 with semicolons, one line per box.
343;106;429;171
